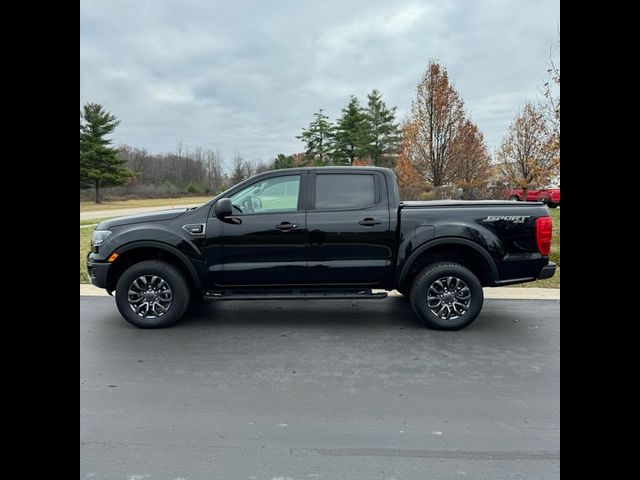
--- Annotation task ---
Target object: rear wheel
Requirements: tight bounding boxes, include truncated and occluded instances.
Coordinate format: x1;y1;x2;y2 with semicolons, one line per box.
409;262;484;330
547;202;558;208
509;195;519;201
115;260;191;328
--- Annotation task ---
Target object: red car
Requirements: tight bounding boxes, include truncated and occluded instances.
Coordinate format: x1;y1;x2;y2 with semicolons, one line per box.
505;188;560;208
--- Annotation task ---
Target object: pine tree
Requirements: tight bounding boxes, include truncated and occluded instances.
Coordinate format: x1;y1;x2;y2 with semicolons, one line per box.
271;153;295;170
230;153;247;184
296;109;335;165
333;96;368;165
363;89;401;168
80;103;133;203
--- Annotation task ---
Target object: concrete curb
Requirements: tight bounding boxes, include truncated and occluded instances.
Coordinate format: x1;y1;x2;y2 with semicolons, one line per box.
80;284;559;300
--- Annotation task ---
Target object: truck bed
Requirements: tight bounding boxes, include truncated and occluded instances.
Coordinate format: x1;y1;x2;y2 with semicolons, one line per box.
401;200;544;208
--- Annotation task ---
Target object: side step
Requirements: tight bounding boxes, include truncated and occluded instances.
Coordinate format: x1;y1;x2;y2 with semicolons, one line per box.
203;288;388;302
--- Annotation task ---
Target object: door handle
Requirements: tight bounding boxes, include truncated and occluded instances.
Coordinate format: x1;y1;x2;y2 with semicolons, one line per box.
359;218;381;227
276;222;297;231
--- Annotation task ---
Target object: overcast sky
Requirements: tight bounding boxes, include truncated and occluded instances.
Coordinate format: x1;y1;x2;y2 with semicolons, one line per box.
80;0;559;168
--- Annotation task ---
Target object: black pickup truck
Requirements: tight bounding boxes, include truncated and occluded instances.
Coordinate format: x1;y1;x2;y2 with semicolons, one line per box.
87;167;555;330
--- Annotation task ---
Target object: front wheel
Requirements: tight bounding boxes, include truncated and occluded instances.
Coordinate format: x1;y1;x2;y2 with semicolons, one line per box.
409;262;484;330
547;202;558;208
509;195;519;201
115;260;191;328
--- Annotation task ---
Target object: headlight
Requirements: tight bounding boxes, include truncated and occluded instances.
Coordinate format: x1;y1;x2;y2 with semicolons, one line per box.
91;230;112;246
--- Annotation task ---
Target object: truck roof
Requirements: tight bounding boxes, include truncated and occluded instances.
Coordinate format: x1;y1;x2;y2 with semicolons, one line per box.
262;166;395;174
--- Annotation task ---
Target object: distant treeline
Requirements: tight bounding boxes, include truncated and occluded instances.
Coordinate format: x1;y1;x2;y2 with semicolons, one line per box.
79;145;277;201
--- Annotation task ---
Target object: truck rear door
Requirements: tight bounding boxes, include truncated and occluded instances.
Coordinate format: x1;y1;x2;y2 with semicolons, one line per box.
303;170;394;286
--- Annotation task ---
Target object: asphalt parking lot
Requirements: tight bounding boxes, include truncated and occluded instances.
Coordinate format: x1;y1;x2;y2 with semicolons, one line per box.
80;296;559;480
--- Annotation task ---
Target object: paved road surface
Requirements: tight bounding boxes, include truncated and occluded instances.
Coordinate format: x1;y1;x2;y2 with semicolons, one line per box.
81;297;559;480
80;203;203;221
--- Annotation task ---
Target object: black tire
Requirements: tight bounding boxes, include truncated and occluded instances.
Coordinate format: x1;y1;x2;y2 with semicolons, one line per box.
547;202;558;208
409;262;484;330
396;288;409;297
115;260;191;328
509;195;519;201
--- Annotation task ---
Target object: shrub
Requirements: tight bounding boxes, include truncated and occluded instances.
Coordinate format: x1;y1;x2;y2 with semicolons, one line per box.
417;185;461;201
160;180;180;197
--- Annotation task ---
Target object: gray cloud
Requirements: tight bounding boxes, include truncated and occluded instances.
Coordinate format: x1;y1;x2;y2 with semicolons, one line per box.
80;0;559;168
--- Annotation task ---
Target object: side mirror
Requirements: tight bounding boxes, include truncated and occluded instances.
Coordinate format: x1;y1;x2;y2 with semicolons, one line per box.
214;198;233;219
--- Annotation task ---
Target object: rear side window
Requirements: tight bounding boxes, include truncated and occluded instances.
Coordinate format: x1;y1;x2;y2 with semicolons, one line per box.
315;174;375;210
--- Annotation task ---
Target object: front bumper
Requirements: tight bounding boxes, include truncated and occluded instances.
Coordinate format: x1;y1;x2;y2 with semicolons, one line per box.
538;261;557;280
86;256;111;289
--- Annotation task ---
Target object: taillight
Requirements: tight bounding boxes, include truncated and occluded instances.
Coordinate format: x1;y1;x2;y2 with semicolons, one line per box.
536;216;553;256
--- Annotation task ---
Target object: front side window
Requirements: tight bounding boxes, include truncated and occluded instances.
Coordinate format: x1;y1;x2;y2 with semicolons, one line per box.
315;174;375;210
230;175;300;214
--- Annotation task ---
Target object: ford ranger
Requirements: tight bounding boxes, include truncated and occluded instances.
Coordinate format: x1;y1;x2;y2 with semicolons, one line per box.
87;167;556;330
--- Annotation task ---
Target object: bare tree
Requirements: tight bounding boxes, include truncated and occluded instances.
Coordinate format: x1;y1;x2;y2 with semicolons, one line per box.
119;145;151;182
540;31;560;171
401;60;466;186
203;150;225;194
244;158;270;178
116;144;210;191
497;102;555;200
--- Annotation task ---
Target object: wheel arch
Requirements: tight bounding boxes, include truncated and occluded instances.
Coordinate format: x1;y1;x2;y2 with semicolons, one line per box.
397;237;499;291
106;241;201;293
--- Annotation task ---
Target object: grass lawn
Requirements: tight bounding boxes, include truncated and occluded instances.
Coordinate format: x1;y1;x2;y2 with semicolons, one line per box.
80;216;117;282
80;225;93;283
80;196;211;212
79;207;560;288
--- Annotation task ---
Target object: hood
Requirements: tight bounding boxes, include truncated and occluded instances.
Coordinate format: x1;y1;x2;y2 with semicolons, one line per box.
96;208;189;229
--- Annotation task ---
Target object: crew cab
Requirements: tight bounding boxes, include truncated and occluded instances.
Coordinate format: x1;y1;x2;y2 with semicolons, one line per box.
87;167;556;330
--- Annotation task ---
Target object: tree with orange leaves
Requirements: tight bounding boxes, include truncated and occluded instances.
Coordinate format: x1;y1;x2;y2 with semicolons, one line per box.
452;119;492;199
401;60;466;188
497;102;555;200
396;121;425;199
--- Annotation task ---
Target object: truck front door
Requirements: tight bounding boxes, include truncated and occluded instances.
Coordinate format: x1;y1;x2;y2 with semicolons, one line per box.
204;172;308;288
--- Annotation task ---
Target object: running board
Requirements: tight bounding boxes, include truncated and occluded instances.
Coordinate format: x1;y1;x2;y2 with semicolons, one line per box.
203;289;388;302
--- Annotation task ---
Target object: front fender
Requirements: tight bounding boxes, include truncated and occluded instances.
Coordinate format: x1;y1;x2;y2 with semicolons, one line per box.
92;223;205;290
113;239;203;290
